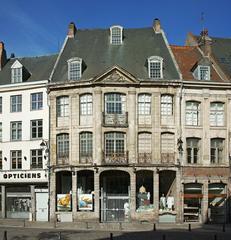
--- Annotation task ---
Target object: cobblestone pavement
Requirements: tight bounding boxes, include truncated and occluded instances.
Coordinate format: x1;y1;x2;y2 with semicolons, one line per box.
0;226;231;240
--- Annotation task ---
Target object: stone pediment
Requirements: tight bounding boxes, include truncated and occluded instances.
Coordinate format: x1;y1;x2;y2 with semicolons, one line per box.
93;65;139;84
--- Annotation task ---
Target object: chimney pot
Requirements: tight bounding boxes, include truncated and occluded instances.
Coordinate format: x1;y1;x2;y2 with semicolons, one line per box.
153;18;161;33
68;22;77;38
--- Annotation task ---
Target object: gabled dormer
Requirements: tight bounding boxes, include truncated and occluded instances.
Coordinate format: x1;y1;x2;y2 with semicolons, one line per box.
11;60;23;83
148;56;163;79
67;57;82;80
110;25;123;45
192;58;210;81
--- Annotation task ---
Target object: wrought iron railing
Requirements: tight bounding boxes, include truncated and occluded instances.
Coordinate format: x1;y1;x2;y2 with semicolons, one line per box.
79;153;93;164
102;151;129;165
57;152;69;165
138;152;152;164
103;112;128;127
161;153;175;164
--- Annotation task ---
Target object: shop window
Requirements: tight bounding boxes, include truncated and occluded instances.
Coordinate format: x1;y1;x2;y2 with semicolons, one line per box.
185;101;200;126
161;94;173;116
136;171;153;212
186;138;200;164
210;138;224;164
77;170;94;211
57;96;69;117
210;102;224;127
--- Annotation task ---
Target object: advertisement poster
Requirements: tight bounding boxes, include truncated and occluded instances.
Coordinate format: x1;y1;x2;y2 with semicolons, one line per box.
57;194;71;211
78;194;93;210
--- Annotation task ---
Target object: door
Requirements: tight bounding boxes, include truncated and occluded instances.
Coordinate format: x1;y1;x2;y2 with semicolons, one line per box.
36;192;48;221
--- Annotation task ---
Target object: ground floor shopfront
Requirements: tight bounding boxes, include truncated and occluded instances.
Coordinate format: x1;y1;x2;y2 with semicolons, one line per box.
50;166;230;224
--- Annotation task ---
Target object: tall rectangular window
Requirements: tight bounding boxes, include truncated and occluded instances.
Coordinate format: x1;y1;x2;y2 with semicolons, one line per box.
57;133;69;159
80;132;93;157
185;101;200;126
0;96;2;113
31;120;43;139
210;102;224;126
10;95;22;112
11;68;22;83
0;151;2;169
161;133;174;153
0;122;2;142
105;132;125;155
161;95;173;116
31;92;43;110
199;66;210;80
211;138;223;164
11;150;22;169
11;121;22;141
57;96;69;117
105;93;125;114
138;94;151;115
68;58;82;80
80;94;93;115
110;26;123;45
31;149;43;169
187;138;199;164
148;56;163;79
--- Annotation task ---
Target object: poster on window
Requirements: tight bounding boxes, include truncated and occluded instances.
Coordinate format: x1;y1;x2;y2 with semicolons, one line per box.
78;194;93;210
57;194;71;211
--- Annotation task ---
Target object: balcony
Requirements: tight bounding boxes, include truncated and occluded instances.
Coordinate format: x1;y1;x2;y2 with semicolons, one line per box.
79;153;93;164
138;152;152;164
57;153;69;165
102;151;129;165
103;112;128;127
161;153;175;164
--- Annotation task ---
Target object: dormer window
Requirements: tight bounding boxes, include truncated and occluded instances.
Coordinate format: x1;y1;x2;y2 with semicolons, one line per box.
11;60;23;83
110;25;123;45
67;57;82;80
148;56;163;79
193;65;210;80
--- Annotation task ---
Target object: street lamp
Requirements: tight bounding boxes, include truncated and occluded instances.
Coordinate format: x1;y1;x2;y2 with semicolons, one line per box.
40;139;50;222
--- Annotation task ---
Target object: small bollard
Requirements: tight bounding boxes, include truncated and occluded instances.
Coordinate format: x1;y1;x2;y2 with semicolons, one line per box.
3;231;7;240
110;232;113;240
188;223;191;231
214;234;217;240
162;234;166;240
153;223;156;231
222;223;225;232
58;231;61;240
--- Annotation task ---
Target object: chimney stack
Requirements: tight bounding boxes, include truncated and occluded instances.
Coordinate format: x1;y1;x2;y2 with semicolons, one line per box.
153;18;161;33
0;41;7;71
199;28;212;57
68;22;77;38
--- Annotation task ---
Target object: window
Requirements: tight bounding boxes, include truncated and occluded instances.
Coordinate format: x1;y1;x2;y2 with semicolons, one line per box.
110;26;123;45
80;94;93;115
0;122;2;142
10;95;22;112
199;66;210;80
138;94;151;115
185;101;200;126
105;93;125;114
210;102;224;126
80;132;93;157
105;132;125;155
211;138;224;164
57;96;69;117
11;68;22;83
161;95;173;116
138;133;151;154
0;151;2;169
31;92;43;110
68;58;82;80
187;138;200;164
161;132;174;153
11;121;22;141
11;150;22;169
0;96;2;113
148;56;163;79
57;133;69;159
31;120;43;139
31;149;43;169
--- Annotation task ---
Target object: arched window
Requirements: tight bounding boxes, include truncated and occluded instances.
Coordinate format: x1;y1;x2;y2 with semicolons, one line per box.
185;101;200;126
138;94;151;115
110;25;123;45
80;94;92;115
161;94;173;116
210;102;224;126
67;57;82;80
148;56;163;79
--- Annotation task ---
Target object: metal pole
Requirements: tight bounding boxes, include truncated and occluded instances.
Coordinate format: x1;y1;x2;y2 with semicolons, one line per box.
3;230;7;240
110;233;113;240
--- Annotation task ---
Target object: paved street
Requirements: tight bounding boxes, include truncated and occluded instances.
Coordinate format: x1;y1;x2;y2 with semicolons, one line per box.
0;226;231;240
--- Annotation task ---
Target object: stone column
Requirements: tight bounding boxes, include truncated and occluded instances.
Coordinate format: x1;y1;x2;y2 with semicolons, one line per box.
50;171;56;222
72;172;77;221
202;181;209;223
30;185;36;221
94;170;100;220
1;185;6;218
127;89;136;163
130;171;136;220
153;170;159;221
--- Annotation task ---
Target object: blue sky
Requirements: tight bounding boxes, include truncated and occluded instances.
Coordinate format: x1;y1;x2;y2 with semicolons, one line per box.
0;0;230;57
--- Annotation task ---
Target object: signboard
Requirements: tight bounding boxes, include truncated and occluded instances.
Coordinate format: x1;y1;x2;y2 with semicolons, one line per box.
57;194;71;211
0;170;48;183
78;194;93;211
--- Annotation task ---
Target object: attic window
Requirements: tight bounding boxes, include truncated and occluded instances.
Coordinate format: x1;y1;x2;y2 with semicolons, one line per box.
110;26;123;45
193;65;210;80
11;60;23;83
148;56;163;79
67;58;82;80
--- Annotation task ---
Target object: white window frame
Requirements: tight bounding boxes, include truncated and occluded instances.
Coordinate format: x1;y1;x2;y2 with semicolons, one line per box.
11;68;22;83
186;138;200;164
148;56;163;79
31;149;43;169
31;119;43;139
210;102;224;127
105;93;126;114
57;96;69;117
80;94;93;115
161;94;173;116
67;57;82;80
10;95;22;112
199;65;210;80
138;94;151;115
211;138;224;164
11;150;22;170
31;92;43;111
11;121;22;141
185;101;200;126
138;132;152;154
110;25;123;45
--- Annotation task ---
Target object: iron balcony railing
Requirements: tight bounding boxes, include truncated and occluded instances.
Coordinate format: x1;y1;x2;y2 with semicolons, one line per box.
57;152;69;165
102;151;129;165
79;153;93;164
161;153;175;164
138;152;152;164
103;112;128;127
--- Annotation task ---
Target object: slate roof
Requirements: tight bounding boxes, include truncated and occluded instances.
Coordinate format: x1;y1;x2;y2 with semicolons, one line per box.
51;28;180;82
171;45;222;82
0;54;58;85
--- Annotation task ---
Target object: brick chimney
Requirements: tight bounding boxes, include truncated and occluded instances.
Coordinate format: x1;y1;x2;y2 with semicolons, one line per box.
199;29;212;57
0;41;7;71
68;22;77;38
153;18;161;33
